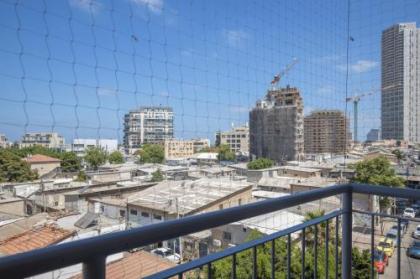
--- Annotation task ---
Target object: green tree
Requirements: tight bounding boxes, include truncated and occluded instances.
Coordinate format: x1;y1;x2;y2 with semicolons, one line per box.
60;152;81;172
137;144;164;164
151;168;164;182
352;156;405;212
391;149;404;162
352;248;372;279
0;149;38;182
108;151;124;164
75;170;88;182
247;158;274;170
84;147;107;170
217;144;235;161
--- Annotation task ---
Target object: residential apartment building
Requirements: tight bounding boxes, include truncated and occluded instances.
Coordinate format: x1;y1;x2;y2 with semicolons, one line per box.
164;139;194;159
20;132;65;149
216;125;249;155
123;107;174;153
249;86;304;162
192;138;210;153
304;110;350;154
0;133;8;148
366;129;380;142
381;23;420;143
72;139;118;156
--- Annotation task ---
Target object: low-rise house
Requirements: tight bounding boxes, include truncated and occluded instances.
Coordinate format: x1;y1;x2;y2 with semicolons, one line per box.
228;163;283;183
0;196;25;216
278;166;321;178
70;251;175;279
0;224;74;256
23;154;61;177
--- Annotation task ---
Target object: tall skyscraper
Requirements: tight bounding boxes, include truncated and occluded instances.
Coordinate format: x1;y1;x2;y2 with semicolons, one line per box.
381;23;420;143
123;107;174;153
304;110;350;154
249;86;304;162
366;129;380;142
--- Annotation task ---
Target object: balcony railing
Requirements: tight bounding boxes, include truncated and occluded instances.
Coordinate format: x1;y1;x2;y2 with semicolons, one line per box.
0;183;419;279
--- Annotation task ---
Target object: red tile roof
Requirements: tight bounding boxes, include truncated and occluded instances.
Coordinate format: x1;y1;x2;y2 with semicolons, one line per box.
24;154;61;164
71;251;175;279
0;225;74;255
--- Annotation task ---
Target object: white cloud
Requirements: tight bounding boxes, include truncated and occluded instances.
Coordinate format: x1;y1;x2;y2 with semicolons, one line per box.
222;29;249;48
132;0;164;14
69;0;101;13
338;60;378;73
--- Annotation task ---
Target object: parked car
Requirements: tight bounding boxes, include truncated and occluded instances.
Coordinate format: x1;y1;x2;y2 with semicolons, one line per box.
391;224;406;235
377;237;395;257
151;248;181;263
411;203;420;217
403;208;416;218
385;230;400;247
412;225;420;239
373;250;389;274
407;240;420;259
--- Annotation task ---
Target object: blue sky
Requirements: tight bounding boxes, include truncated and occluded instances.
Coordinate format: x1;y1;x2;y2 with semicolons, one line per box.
0;0;419;143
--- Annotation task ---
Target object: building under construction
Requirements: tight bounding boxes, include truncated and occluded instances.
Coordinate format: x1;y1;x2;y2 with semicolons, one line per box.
249;86;304;162
304;110;350;154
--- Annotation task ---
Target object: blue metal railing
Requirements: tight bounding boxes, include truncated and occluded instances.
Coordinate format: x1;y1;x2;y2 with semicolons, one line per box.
0;183;419;279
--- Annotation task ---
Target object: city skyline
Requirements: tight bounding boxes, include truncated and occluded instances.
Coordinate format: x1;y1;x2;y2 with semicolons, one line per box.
0;1;419;143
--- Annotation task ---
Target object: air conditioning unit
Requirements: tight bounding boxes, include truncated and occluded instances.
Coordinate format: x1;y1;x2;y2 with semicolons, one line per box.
213;239;221;247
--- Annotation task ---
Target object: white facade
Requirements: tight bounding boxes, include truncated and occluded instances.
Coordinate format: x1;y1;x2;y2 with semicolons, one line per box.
72;138;118;156
216;125;249;155
20;132;65;149
381;23;420;143
0;133;8;148
123;107;174;153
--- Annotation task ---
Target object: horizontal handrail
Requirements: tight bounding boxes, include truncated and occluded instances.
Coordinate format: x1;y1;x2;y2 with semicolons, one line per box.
0;183;419;278
144;210;342;279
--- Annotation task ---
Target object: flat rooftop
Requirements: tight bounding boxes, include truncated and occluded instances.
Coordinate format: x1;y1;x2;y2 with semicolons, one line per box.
128;178;252;215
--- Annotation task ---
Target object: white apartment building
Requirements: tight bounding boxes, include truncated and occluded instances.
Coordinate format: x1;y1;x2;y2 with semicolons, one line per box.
20;132;65;149
381;23;420;143
72;139;118;156
123;107;174;154
0;134;8;148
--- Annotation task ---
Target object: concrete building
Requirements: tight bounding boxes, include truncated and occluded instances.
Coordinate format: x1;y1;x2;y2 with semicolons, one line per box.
127;178;253;227
123;107;174;153
249;86;304;162
381;23;420;143
20;132;65;149
0;133;9;148
23;154;61;177
192;138;210;153
366;128;380;142
216;125;249;155
164;139;194;159
304;110;350;154
72;139;118;156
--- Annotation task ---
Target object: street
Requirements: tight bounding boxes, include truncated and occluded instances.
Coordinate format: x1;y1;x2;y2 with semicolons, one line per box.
381;220;420;279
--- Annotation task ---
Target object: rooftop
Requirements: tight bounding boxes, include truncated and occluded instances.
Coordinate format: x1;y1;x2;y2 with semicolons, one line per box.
0;224;74;256
71;251;175;279
127;178;252;215
23;154;61;164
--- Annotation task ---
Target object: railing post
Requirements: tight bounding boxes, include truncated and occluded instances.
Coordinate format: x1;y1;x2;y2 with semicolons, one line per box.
83;256;106;279
341;190;352;279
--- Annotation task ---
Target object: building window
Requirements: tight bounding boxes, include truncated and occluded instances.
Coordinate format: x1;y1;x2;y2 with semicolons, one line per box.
223;231;232;241
130;209;138;215
141;212;150;218
119;210;126;217
100;205;104;212
154;214;162;220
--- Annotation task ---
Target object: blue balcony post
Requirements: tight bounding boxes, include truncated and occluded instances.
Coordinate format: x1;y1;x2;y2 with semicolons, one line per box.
83;256;105;279
341;190;352;279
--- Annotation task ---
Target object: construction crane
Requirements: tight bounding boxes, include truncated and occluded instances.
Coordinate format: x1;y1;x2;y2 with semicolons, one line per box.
270;58;299;90
346;89;377;142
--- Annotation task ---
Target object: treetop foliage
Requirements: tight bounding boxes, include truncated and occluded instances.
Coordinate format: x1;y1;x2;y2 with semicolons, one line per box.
247;158;274;170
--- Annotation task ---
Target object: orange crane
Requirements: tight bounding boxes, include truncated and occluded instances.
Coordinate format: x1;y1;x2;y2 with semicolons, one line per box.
270;58;299;90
